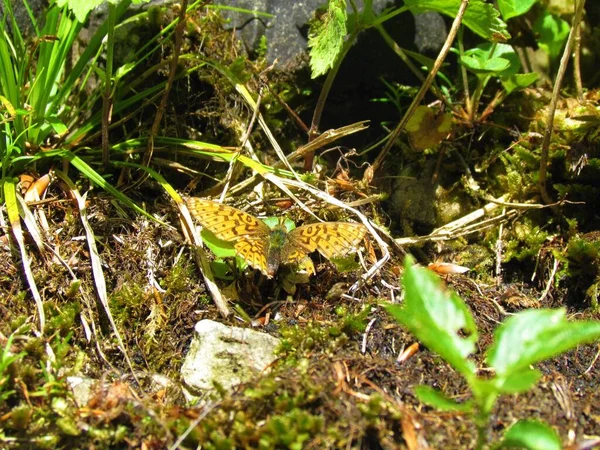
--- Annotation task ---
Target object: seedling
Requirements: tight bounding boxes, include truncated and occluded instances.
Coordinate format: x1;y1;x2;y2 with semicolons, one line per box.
385;257;600;449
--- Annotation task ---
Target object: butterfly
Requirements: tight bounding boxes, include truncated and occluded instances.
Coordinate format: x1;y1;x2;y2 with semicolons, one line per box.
187;198;367;278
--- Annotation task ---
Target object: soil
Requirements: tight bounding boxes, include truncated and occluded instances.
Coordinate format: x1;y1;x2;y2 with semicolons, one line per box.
2;195;600;449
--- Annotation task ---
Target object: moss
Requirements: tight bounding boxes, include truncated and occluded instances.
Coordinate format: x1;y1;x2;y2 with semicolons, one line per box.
557;233;600;309
335;303;372;334
504;219;550;262
109;281;146;326
46;302;81;337
259;409;323;449
163;258;197;294
8;404;32;430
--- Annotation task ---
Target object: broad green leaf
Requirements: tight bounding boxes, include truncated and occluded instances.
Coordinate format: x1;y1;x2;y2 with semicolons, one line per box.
482;43;521;77
199;230;247;280
384;257;478;379
201;229;237;259
210;260;235;281
461;42;521;76
460;50;510;75
496;420;562;450
487;309;600;376
533;10;569;62
414;386;474;412
329;255;361;272
308;0;348;78
501;73;539;94
405;0;510;42
262;217;296;232
55;0;132;23
494;368;541;393
497;0;537;20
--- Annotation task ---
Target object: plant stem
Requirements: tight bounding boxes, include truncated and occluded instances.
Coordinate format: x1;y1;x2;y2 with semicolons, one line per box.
307;30;356;170
538;0;586;204
101;2;116;171
369;0;470;181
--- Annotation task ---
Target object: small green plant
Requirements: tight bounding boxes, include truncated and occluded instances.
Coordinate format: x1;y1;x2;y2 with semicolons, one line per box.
385;257;600;449
0;332;26;403
306;0;571;132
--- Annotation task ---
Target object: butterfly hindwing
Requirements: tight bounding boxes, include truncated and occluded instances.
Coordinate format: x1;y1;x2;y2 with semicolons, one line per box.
187;198;271;275
233;237;269;275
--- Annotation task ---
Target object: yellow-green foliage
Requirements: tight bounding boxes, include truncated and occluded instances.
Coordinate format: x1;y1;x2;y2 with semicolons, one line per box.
504;218;549;262
559;234;600;309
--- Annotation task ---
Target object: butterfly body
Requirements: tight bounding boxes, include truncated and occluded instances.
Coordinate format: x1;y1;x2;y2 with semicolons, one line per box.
187;198;366;278
265;225;290;276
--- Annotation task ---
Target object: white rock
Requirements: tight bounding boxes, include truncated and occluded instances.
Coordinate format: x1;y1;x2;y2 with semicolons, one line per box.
181;319;280;402
67;376;97;407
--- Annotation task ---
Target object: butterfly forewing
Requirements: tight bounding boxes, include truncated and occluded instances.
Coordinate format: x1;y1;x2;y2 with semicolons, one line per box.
187;198;272;275
284;222;366;263
187;198;271;242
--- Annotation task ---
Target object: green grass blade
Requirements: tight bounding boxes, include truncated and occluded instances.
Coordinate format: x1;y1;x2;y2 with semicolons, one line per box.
3;179;45;332
21;148;165;225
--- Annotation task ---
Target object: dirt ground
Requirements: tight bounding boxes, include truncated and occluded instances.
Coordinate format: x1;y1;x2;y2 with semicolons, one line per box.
2;196;600;449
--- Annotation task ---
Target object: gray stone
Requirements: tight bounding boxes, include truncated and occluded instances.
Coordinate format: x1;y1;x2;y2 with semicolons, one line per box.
388;167;437;230
214;0;405;67
181;319;280;401
413;12;447;56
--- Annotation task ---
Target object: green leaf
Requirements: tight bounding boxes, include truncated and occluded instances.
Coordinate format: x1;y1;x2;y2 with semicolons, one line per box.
486;43;521;76
262;217;296;232
414;386;474;412
114;62;136;81
329;255;361;272
501;73;539;94
460;44;516;76
201;229;237;258
210;260;236;281
55;0;109;23
494;368;541;393
487;309;600;376
496;420;562;450
308;0;348;78
46;116;68;136
405;0;510;42
461;54;509;74
384;256;478;379
533;10;569;62
497;0;537;20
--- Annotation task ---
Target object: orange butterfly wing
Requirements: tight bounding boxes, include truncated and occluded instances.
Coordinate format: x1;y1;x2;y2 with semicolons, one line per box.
283;222;366;264
187;198;271;275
